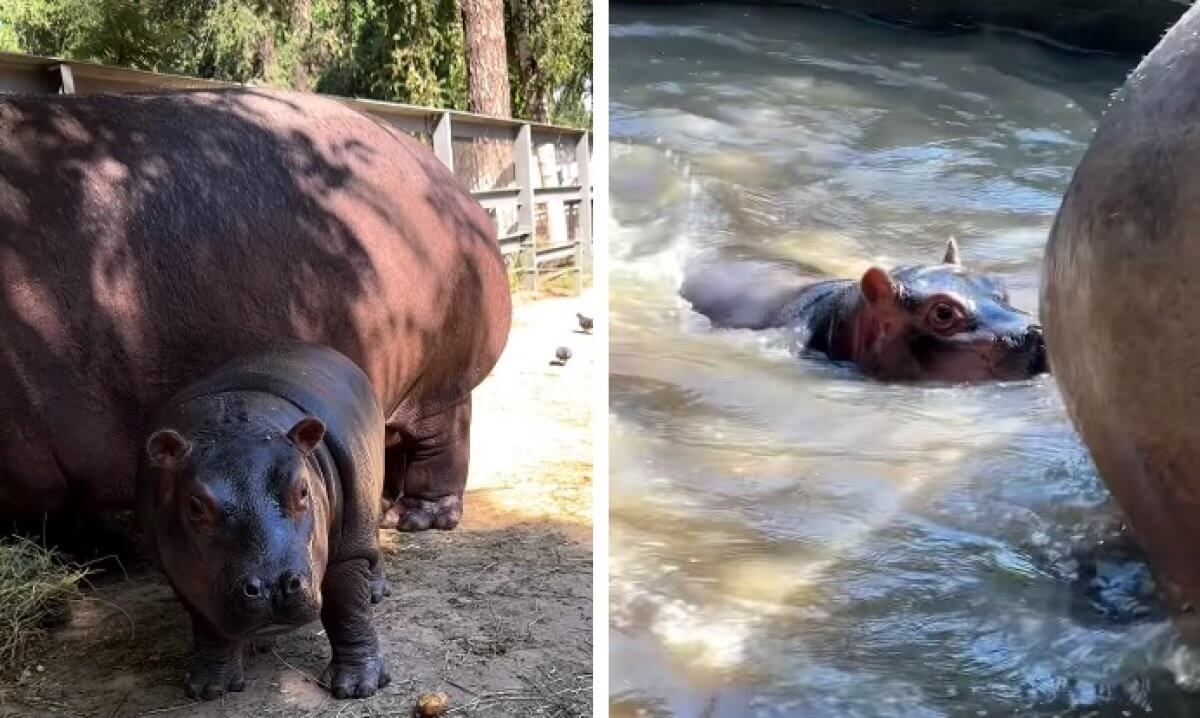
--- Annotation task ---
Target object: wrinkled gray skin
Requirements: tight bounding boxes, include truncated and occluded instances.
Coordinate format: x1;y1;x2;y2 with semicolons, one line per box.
1043;1;1200;638
137;344;389;700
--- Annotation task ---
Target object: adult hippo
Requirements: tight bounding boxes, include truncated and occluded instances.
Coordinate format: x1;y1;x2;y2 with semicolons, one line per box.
1042;2;1200;632
682;239;1047;381
0;88;511;532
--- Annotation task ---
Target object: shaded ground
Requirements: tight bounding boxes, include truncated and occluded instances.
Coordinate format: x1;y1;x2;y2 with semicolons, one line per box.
0;289;595;718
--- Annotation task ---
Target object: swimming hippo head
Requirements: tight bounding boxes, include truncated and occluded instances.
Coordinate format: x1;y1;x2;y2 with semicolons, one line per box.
140;401;332;638
851;239;1047;381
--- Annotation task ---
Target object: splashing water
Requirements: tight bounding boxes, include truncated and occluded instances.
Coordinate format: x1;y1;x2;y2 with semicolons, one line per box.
609;5;1200;716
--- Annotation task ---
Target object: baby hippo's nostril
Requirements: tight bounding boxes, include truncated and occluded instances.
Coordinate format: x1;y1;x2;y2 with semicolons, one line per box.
243;577;266;599
279;570;306;597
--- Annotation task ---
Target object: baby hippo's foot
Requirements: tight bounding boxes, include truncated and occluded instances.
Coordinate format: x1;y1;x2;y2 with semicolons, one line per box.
383;495;463;532
186;656;245;700
322;654;391;699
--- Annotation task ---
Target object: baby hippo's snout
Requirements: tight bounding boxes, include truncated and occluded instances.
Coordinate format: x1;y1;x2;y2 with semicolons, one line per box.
236;568;320;628
986;316;1049;380
241;569;309;602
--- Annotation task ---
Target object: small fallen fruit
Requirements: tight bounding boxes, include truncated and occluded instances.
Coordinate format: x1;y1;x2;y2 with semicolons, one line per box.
414;690;450;717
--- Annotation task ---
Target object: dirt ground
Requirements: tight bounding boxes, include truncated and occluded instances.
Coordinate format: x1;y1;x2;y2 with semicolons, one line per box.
0;289;595;718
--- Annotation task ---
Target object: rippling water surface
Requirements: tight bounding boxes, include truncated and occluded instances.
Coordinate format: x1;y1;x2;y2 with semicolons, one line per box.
608;5;1200;716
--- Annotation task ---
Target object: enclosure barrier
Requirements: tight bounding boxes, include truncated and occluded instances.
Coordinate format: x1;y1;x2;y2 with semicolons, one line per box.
0;52;593;293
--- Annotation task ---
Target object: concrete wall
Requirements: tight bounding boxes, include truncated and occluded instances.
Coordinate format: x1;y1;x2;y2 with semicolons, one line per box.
616;0;1193;56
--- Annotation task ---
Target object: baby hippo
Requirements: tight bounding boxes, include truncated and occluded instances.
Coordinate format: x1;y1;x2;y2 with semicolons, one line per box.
136;344;390;700
681;239;1047;382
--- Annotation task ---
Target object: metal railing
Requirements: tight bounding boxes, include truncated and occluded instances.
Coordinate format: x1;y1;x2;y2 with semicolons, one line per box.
0;52;592;292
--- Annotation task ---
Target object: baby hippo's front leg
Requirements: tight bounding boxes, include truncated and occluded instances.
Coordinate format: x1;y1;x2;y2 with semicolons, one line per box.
320;558;390;699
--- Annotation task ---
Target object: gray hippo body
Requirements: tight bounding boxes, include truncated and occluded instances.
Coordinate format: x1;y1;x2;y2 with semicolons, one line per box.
1042;2;1200;630
682;240;1047;382
0;87;512;531
138;343;388;699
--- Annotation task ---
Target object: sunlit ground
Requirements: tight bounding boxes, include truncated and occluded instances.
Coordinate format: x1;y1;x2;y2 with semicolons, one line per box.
463;288;595;540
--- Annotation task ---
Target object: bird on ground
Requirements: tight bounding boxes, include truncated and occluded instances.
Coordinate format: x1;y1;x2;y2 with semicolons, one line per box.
552;346;573;366
576;313;593;334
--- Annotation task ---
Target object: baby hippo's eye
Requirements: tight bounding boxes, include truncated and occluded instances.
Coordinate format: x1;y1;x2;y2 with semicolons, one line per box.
186;494;217;527
283;473;310;515
187;496;204;520
927;301;965;333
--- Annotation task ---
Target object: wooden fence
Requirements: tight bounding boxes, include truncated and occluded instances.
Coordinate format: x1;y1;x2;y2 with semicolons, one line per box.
0;52;593;292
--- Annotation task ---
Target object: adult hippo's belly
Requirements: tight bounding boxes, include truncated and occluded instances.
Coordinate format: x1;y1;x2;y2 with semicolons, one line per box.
1042;3;1200;629
0;88;512;531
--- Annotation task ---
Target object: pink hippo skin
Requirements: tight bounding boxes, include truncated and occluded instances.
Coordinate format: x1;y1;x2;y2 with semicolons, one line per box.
0;88;511;531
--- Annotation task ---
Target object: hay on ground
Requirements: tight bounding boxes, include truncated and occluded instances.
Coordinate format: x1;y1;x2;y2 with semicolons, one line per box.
0;538;88;664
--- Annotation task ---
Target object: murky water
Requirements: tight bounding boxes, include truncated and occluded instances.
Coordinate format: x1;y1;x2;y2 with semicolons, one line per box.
608;5;1200;716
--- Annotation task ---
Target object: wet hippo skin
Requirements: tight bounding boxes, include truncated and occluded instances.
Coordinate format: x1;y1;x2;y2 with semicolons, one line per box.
0;88;512;531
682;239;1047;382
1042;1;1200;636
138;344;389;700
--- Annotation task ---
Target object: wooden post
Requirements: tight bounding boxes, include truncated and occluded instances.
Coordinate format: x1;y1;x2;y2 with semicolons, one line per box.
515;123;537;291
575;132;592;278
432;112;453;172
53;64;75;94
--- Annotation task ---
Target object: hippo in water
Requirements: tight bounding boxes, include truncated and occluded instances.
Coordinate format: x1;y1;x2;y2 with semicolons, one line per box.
1043;1;1200;635
139;344;389;700
0;88;511;532
681;239;1047;381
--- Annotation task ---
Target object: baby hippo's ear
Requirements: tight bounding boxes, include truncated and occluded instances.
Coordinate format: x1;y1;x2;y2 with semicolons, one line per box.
288;417;326;453
859;267;898;308
943;237;961;265
146;429;192;470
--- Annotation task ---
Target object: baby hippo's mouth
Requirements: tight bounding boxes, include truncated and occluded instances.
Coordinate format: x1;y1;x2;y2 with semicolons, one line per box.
223;569;322;636
1004;323;1048;378
1027;341;1049;376
252;617;315;637
238;601;322;636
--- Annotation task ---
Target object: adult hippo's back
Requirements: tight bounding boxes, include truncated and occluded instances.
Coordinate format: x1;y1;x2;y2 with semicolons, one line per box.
0;87;512;530
1043;4;1200;629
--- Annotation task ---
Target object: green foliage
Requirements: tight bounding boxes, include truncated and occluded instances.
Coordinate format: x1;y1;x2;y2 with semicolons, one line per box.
507;0;591;126
315;0;468;109
0;0;590;127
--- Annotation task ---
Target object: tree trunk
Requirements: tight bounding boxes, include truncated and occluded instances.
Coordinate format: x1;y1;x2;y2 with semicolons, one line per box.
461;0;511;118
460;0;514;191
290;0;313;88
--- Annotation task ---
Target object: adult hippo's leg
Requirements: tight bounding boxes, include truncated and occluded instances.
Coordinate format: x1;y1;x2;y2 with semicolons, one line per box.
380;394;471;532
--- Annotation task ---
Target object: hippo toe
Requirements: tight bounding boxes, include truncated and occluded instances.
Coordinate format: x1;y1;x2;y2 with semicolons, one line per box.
186;658;246;701
322;655;392;699
383;494;464;532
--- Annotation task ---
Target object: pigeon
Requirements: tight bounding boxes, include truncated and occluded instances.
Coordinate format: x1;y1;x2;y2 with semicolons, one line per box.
576;312;593;334
551;346;573;366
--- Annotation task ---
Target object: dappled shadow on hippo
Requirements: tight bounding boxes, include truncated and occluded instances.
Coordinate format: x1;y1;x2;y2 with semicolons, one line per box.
0;88;512;532
681;239;1047;382
137;344;390;700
